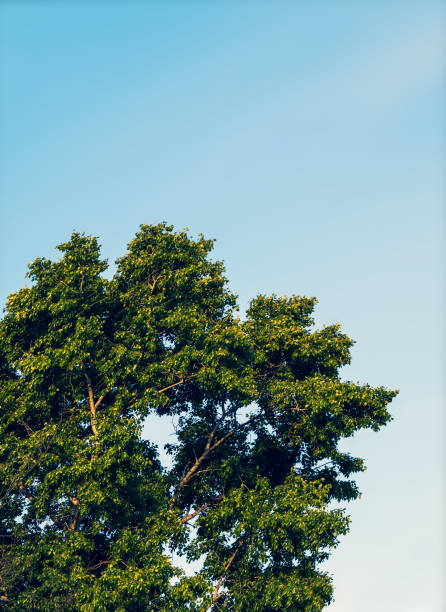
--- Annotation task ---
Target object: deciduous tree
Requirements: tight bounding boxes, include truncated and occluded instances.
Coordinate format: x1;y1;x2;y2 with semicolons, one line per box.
0;224;397;610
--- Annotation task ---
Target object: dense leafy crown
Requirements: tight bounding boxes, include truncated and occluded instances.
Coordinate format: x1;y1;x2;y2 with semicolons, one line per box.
0;225;397;611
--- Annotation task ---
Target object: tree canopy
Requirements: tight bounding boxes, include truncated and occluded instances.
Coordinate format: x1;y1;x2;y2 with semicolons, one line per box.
0;224;397;611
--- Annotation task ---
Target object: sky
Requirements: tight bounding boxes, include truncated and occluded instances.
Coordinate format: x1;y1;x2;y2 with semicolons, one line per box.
1;2;445;610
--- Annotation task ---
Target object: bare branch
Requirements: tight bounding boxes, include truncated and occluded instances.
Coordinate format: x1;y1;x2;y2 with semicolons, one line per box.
157;379;184;394
180;494;224;524
20;421;35;435
84;371;99;438
87;559;112;572
212;541;244;603
94;394;105;410
156;373;199;395
147;272;164;293
292;400;307;412
68;496;80;531
172;398;299;508
172;415;258;503
180;503;211;524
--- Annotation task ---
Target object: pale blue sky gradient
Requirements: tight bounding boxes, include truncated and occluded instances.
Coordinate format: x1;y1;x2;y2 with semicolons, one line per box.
1;3;445;611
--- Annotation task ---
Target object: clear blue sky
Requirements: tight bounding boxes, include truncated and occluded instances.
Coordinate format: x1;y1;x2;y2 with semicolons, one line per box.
1;3;444;610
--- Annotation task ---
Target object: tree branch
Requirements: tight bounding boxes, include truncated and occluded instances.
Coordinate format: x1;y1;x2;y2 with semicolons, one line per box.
68;496;80;531
157;379;184;394
180;503;211;524
157;373;199;395
173;415;259;503
212;541;243;603
87;559;112;572
180;494;224;524
84;371;99;438
172;398;299;507
94;394;105;410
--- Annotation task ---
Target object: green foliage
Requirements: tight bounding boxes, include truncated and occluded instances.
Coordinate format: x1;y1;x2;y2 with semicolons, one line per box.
0;224;397;610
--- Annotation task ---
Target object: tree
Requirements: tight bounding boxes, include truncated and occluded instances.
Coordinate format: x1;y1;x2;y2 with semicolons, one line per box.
0;224;397;611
